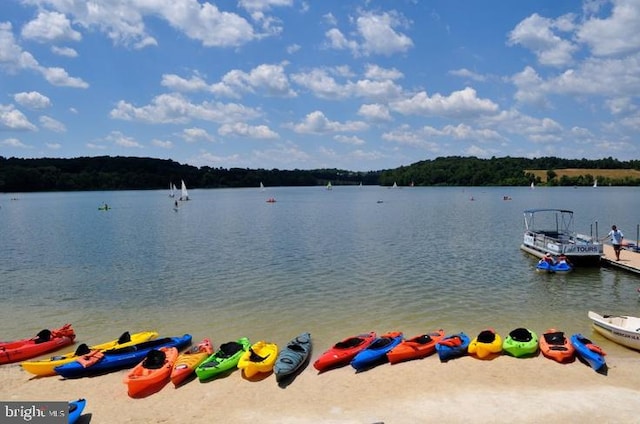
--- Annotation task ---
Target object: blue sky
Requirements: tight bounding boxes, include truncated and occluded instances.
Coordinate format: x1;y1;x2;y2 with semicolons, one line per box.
1;1;639;171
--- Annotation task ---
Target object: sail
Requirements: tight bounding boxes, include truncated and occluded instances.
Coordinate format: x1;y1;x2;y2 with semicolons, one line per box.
169;183;175;198
180;180;189;201
593;179;597;188
326;182;332;190
530;181;535;189
260;182;265;191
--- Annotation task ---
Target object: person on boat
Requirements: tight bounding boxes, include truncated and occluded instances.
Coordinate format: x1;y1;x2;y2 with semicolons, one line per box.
174;200;178;208
557;254;572;266
542;253;555;265
604;225;624;261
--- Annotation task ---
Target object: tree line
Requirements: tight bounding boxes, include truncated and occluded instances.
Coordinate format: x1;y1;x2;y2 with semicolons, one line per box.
1;155;639;192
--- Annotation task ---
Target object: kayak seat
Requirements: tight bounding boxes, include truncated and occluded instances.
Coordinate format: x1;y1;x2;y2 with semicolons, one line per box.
143;349;166;369
218;342;243;358
74;343;91;356
34;329;52;344
287;344;306;352
414;335;433;344
249;349;269;362
477;330;495;344
509;328;532;342
199;358;220;368
369;338;392;349
117;332;131;344
549;346;568;351
543;332;565;345
335;338;365;349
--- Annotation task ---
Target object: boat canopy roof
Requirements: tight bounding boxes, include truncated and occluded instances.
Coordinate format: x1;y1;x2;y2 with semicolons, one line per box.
523;208;573;214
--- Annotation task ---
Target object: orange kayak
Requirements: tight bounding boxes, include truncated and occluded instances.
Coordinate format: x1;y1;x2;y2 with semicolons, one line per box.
170;338;213;387
313;332;376;372
0;324;76;364
539;329;575;363
124;347;178;398
387;329;445;364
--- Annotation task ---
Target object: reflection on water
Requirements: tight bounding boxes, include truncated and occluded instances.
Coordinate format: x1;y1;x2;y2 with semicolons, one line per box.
1;186;639;353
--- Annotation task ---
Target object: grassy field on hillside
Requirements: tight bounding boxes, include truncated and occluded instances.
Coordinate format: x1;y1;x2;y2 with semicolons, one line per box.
525;168;640;182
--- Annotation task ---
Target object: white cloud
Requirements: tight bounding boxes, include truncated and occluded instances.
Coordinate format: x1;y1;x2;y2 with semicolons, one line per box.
46;142;61;149
449;68;486;82
391;87;499;118
358;104;392;121
106;131;143;148
51;46;78;57
110;93;262;124
39;115;66;132
334;134;365;145
216;63;296;98
218;122;279;139
2;137;31;148
181;127;214;143
0;104;37;130
21;11;81;43
577;0;640;56
238;0;293;12
364;64;404;81
14;91;51;109
288;110;368;134
508;13;577;67
357;11;413;56
151;139;173;148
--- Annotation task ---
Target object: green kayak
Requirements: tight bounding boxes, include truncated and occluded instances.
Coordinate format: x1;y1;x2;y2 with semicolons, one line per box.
502;328;539;357
195;337;250;381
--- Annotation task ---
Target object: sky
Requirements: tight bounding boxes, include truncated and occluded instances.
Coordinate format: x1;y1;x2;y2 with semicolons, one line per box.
1;0;639;171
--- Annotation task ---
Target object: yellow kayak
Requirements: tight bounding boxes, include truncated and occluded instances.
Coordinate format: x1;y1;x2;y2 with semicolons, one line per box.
21;331;158;376
237;341;278;378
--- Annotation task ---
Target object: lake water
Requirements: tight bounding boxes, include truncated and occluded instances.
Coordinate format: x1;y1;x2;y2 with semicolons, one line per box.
2;186;639;354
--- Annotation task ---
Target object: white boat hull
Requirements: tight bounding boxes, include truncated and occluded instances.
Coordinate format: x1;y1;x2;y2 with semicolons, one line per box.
588;311;640;351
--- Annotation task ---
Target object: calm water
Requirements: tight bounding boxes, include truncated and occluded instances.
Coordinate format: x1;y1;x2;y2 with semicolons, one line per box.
2;186;640;354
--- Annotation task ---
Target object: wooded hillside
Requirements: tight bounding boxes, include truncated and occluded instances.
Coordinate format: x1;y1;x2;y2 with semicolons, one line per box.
1;155;639;192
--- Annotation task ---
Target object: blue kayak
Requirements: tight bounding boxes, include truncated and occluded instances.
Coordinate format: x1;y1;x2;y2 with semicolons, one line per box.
570;333;607;373
536;259;572;273
54;334;192;378
68;398;86;424
435;332;470;362
350;331;403;371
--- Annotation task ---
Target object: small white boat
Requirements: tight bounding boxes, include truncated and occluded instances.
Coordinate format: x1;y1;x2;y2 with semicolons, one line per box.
180;180;189;201
593;179;598;188
588;311;640;351
326;182;332;190
169;183;176;198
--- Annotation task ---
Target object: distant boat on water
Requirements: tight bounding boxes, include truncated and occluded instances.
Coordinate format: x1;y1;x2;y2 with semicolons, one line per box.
530;181;535;189
180;180;189;201
260;182;265;191
169;183;176;198
326;182;332;190
593;179;597;188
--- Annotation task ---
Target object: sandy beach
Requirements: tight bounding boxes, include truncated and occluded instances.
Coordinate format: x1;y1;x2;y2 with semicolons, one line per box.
2;339;640;424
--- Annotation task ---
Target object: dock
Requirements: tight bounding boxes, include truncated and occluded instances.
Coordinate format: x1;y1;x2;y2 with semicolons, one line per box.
601;244;640;275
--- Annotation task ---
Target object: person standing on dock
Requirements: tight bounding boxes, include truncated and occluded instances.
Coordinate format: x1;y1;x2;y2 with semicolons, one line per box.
604;225;624;261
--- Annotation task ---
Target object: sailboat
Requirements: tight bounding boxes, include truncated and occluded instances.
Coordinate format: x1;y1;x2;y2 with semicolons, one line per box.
169;183;176;198
260;182;265;191
180;180;189;201
530;181;535;189
326;182;332;190
392;182;398;188
593;179;598;188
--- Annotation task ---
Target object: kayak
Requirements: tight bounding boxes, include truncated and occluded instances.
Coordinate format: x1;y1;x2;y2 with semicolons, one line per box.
195;337;251;382
170;337;213;387
468;329;502;359
0;324;76;364
273;332;312;383
502;328;539;357
435;332;470;362
571;333;607;373
238;340;279;378
54;334;192;379
124;347;178;397
351;331;403;371
539;329;575;363
21;331;159;376
68;399;86;424
536;260;573;273
387;329;445;364
313;331;377;372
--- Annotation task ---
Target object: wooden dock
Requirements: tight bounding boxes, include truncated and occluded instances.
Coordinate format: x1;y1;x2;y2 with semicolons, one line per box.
601;244;640;275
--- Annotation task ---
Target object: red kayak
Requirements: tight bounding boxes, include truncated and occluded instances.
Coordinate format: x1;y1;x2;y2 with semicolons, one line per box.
387;329;445;364
0;324;76;364
313;332;376;372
